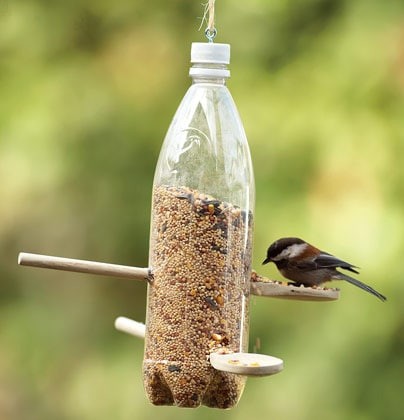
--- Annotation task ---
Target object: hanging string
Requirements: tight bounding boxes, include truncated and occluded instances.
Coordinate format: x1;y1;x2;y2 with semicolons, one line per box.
200;0;217;42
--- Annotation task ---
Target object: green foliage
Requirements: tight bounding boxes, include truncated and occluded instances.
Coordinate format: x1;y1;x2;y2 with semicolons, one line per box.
1;0;403;419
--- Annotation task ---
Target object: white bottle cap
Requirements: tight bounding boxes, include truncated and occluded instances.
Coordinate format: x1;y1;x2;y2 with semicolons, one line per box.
191;42;230;64
189;42;231;79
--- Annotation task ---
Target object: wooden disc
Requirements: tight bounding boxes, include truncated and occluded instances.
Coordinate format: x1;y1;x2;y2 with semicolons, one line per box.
210;352;284;376
251;281;340;301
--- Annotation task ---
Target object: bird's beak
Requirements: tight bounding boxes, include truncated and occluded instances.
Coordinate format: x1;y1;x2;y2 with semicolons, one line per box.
262;257;271;265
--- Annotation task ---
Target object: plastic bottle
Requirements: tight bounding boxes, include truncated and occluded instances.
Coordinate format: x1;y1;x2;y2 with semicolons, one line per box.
144;42;255;409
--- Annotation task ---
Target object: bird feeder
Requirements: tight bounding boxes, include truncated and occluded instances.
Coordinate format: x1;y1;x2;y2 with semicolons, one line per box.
18;40;339;409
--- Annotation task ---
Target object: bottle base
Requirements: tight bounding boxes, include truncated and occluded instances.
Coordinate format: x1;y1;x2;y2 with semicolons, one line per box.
143;360;245;409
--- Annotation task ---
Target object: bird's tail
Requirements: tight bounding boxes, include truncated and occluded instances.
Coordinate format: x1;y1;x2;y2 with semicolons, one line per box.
336;272;387;302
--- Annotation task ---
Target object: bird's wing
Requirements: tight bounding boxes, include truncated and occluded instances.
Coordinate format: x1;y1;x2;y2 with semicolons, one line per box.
313;252;359;274
290;252;359;274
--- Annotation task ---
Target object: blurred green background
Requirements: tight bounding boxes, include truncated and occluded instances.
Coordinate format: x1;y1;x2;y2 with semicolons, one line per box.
1;0;403;419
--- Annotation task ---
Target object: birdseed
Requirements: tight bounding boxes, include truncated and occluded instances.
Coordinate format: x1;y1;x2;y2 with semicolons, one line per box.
144;185;253;408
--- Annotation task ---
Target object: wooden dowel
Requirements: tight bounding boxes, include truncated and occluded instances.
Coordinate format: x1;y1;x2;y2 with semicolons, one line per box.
115;317;146;339
18;252;151;281
18;253;339;301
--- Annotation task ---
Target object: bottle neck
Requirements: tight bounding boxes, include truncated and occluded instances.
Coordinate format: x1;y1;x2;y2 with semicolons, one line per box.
191;76;227;85
189;63;230;85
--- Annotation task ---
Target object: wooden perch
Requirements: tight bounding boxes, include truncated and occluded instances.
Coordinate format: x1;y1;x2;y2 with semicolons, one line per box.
18;252;152;281
18;252;339;301
114;316;284;377
250;271;339;301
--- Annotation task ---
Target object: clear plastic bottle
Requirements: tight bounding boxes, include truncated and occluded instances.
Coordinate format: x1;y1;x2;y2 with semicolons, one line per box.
144;42;255;409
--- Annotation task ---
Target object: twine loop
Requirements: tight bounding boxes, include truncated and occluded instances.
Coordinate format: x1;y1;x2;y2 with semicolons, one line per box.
200;0;217;42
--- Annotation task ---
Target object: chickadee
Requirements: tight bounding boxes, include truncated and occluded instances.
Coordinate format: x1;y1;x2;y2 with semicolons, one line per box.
263;237;386;302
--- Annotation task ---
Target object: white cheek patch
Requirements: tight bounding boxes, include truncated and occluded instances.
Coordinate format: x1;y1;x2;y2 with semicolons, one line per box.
272;243;308;261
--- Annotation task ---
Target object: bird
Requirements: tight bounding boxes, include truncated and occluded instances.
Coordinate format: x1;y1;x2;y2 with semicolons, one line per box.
262;237;386;302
